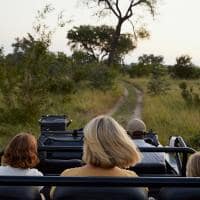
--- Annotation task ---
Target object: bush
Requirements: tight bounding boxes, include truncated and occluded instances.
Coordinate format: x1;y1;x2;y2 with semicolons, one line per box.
128;63;153;77
171;55;200;79
147;65;170;95
179;82;200;107
88;65;117;91
48;77;75;94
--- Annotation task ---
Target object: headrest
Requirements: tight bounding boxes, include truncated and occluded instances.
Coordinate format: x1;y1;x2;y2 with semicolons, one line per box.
53;186;148;200
38;159;83;174
158;187;200;200
0;186;41;200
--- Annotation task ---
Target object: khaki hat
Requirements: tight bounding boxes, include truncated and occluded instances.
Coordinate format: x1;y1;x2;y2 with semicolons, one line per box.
127;118;146;133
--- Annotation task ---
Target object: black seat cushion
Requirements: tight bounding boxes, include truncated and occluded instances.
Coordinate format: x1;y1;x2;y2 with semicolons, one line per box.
53;186;148;200
0;186;41;200
37;159;83;175
158;187;200;200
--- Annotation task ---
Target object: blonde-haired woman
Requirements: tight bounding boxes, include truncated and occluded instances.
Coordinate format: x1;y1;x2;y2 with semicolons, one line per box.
186;152;200;177
60;115;141;177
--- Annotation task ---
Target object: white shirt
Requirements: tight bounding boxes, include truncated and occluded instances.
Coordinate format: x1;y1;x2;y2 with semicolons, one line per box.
0;165;43;176
0;165;43;191
133;139;165;164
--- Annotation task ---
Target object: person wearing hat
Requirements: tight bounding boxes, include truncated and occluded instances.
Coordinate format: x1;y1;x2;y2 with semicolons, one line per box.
127;118;165;167
127;118;147;139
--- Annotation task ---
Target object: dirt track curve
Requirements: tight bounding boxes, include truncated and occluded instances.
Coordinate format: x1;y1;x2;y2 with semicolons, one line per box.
106;86;143;120
131;87;143;119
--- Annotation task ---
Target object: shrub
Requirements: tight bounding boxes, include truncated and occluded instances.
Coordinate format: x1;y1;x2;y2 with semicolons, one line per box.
88;65;117;91
179;82;200;108
147;65;170;95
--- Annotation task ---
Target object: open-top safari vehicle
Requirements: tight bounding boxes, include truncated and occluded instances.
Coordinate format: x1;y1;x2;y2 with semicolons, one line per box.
0;115;199;200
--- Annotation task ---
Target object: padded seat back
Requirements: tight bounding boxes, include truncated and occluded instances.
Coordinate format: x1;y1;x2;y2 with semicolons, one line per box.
37;159;83;175
0;186;41;200
53;186;148;200
131;159;166;175
158;187;200;200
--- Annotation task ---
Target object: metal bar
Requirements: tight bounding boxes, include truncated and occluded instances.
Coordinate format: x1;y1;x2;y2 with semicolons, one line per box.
182;152;188;176
177;136;187;147
41;130;83;135
0;177;200;187
38;146;196;153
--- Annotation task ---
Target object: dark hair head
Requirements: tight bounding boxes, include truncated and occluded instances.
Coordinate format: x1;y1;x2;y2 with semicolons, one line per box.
2;133;39;169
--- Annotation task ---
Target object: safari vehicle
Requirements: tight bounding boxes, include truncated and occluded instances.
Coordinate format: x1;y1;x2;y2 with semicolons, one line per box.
0;115;199;200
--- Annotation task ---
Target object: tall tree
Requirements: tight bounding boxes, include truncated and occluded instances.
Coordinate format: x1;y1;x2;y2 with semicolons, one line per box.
67;25;136;63
84;0;157;65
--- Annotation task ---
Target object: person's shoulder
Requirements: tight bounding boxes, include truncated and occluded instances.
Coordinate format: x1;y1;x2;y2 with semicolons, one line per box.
120;168;138;177
61;166;84;176
28;168;43;176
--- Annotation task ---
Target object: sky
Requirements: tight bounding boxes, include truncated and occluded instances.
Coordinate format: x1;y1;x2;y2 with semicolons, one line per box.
0;0;200;65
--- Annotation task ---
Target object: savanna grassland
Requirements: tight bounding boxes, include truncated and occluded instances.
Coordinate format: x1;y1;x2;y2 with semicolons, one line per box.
130;78;200;149
0;84;123;148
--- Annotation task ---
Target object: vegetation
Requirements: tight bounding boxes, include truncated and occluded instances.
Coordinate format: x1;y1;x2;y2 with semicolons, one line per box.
147;65;170;95
128;54;200;79
0;3;200;152
132;78;200;149
170;55;200;79
113;80;137;127
67;25;135;63
179;81;200;108
0;5;122;146
83;0;156;65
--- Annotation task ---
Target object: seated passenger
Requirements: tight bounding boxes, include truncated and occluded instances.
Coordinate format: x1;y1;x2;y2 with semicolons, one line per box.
127;118;165;166
186;152;200;177
127;118;154;147
0;133;43;191
60;115;142;176
50;115;148;199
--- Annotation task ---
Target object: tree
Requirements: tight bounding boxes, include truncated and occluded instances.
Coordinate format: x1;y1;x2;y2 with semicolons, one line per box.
172;55;194;79
129;54;164;77
138;54;164;66
83;0;157;65
67;25;136;63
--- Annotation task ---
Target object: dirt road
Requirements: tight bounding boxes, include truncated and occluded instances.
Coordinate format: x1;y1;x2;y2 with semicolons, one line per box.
106;85;143;120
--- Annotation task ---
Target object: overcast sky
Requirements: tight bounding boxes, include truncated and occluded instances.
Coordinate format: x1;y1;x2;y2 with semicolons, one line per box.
1;0;200;65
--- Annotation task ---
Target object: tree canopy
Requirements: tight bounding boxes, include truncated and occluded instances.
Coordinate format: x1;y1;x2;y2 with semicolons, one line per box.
83;0;158;65
67;25;136;63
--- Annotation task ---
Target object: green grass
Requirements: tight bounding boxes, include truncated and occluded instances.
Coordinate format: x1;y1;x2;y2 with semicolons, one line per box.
0;84;123;147
132;78;200;148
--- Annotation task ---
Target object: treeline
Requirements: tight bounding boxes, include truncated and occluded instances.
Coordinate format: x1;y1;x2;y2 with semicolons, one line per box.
128;54;200;79
0;33;119;125
1;35;200;126
128;54;200;107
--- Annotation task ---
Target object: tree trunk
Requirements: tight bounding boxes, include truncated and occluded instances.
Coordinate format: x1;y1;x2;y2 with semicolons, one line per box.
108;20;123;66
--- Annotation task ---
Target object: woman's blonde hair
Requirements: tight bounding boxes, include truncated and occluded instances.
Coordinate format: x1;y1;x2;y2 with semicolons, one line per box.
186;152;200;177
82;115;141;169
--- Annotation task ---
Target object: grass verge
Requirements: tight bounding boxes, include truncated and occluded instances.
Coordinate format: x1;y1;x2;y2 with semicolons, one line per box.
132;78;200;149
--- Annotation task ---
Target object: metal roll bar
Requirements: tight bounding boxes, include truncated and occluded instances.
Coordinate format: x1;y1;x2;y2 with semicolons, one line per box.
0;176;200;187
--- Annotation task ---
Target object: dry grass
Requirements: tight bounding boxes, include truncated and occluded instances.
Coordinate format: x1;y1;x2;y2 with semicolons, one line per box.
0;84;124;147
132;78;200;148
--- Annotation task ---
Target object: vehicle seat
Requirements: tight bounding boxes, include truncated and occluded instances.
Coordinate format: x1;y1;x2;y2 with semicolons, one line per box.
37;159;83;175
53;186;148;200
158;187;200;200
131;139;166;175
0;186;42;200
